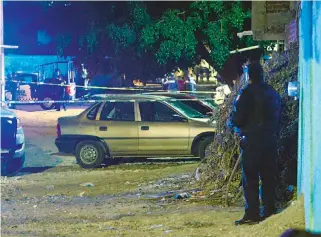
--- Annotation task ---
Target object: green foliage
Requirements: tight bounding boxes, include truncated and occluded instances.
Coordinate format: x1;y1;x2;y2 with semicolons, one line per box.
130;3;151;30
55;34;71;56
141;10;199;65
264;44;299;202
51;1;255;75
196;76;245;204
205;21;230;68
50;1;255;77
105;3;150;54
107;24;136;52
141;1;252;70
86;28;98;54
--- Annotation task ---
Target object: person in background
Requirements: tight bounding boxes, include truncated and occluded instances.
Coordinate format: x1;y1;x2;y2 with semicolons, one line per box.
228;62;281;225
164;73;178;92
120;73;134;88
54;69;67;111
177;76;185;91
7;73;18;109
162;76;169;91
184;71;197;93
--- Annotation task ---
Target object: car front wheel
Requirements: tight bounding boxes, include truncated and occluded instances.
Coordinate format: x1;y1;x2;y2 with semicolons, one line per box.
75;141;105;169
198;137;214;160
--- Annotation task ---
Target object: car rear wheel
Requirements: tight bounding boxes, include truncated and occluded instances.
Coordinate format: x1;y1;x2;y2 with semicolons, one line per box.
40;97;55;110
198;137;214;160
76;141;105;169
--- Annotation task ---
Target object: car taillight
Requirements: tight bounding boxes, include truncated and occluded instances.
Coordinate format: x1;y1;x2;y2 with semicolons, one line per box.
17;118;22;128
66;85;75;96
66;85;71;95
57;124;61;137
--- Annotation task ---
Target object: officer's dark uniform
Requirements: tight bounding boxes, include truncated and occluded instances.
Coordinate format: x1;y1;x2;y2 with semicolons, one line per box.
54;77;67;111
53;69;67;111
229;63;281;225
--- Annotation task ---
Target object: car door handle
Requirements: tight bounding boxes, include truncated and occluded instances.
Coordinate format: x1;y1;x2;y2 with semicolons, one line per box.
141;126;149;131
99;126;107;131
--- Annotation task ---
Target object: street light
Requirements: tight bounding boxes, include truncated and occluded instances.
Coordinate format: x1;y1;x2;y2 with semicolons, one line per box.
237;30;254;39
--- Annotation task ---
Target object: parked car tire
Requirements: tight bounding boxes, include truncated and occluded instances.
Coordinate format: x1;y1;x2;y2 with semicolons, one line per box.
198;137;214;160
75;141;105;169
1;155;25;177
40;96;55;110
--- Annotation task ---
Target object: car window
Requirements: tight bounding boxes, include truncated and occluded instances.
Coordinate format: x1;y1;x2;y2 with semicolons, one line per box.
87;103;101;120
197;96;217;109
181;100;211;115
139;102;180;122
100;102;135;121
16;75;37;84
165;100;206;118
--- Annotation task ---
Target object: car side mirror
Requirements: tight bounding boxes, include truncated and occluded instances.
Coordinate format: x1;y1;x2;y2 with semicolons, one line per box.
206;111;213;116
172;114;188;122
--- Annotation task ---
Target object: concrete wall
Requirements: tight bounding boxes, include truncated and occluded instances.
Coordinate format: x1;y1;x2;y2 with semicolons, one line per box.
266;1;290;13
252;1;294;40
297;1;321;232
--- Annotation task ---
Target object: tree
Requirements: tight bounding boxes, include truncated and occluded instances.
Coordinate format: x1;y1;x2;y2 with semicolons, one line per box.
36;1;264;81
87;1;255;80
140;1;252;72
74;2;170;80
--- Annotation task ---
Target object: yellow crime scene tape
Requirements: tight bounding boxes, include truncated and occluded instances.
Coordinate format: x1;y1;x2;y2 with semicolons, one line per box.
3;79;225;105
6;79;218;94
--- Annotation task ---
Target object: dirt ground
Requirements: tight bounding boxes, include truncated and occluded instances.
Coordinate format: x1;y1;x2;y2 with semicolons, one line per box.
1;105;305;237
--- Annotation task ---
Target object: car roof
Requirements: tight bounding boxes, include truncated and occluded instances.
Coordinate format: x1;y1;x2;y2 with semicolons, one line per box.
15;72;38;76
90;93;175;102
144;92;214;100
143;92;196;98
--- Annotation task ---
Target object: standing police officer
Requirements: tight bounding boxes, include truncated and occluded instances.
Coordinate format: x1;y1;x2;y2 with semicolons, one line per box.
53;69;67;111
228;62;281;225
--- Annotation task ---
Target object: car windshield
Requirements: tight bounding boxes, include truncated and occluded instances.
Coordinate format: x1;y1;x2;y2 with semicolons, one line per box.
200;98;217;109
165;100;207;118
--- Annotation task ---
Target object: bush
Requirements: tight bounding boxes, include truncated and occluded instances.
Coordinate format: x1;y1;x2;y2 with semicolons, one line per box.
198;44;299;206
264;44;299;204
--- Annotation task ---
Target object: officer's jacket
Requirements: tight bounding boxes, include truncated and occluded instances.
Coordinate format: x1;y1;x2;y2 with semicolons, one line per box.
229;82;281;136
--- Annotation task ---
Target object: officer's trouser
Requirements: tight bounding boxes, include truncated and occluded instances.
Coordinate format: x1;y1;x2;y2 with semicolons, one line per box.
240;134;278;218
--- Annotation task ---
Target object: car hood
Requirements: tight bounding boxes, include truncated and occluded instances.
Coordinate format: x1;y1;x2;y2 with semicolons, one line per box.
190;117;217;126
